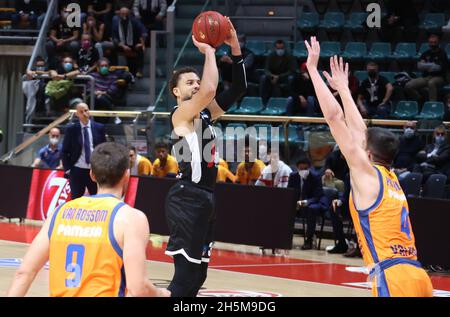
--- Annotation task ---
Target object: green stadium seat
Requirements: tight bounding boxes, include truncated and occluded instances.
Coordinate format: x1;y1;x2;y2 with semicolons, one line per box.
392;101;419;119
246;40;267;57
379;71;396;84
367;42;391;62
354;70;368;83
415;101;445;120
226;103;239;114
297;12;319;32
342;42;367;62
216;45;230;57
319;12;345;31
279;124;305;145
344;12;368;33
390;43;417;62
320;41;341;59
293;41;308;59
419;13;446;32
260;97;288;115
234;97;264;114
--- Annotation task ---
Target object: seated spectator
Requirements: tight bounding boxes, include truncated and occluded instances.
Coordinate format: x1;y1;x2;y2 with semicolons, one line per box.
87;0;113;27
380;0;419;43
258;140;270;164
129;145;152;176
83;14;115;61
46;5;81;69
287;62;318;116
324;145;349;183
216;159;237;183
112;7;145;77
90;58;122;113
444;94;450;121
356;62;393;118
11;0;46;29
322;168;344;193
24;56;49;118
236;144;266;185
219;34;256;91
413;125;450;182
405;34;448;103
77;33;100;74
151;142;178;178
133;0;167;33
259;39;296;104
288;156;324;250
31;128;63;169
393;121;424;180
47;56;80;113
255;149;292;188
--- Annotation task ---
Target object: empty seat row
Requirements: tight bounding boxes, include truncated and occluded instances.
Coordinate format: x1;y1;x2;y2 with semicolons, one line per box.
391;101;446;120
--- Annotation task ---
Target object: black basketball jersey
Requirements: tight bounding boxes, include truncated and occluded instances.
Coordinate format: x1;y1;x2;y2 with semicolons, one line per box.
170;106;218;190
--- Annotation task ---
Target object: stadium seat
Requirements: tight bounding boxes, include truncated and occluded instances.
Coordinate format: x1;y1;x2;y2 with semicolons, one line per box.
379;71;396;84
279;124;305;145
422;174;447;199
252;124;274;141
234;97;264;114
419;13;446;32
246;40;267;57
260;98;288;116
367;42;391;62
390;43;417;62
319;12;345;31
320;41;341;59
216;45;230;57
391;101;419;119
416;43;429;59
399;172;423;197
354;70;368;83
342;42;367;62
415;101;445;120
293;41;308;59
297;12;319;33
344;12;368;33
226;103;239;114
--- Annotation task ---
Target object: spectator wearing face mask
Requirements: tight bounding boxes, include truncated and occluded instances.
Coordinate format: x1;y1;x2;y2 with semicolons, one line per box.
77;33;100;74
32;128;63;169
357;61;393;119
259;39;297;104
287;62;318;116
405;34;448;103
414;125;450;182
90;58;119;112
26;56;49;116
255;149;292;188
393;121;424;180
288;156;324;250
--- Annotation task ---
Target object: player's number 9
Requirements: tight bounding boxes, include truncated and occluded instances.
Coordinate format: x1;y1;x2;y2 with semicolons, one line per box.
65;244;85;288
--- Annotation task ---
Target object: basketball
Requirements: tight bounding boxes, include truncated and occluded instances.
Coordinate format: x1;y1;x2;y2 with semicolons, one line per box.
192;11;230;48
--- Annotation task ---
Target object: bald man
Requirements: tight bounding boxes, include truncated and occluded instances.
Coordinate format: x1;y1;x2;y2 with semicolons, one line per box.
62;102;107;198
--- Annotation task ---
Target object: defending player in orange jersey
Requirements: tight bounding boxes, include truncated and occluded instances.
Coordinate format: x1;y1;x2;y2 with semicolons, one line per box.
7;142;170;297
305;36;433;297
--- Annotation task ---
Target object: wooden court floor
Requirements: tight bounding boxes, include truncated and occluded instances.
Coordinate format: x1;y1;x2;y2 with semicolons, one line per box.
0;219;449;297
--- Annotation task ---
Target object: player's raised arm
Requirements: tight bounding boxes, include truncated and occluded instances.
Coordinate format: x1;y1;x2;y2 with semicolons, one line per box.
323;56;367;149
207;17;247;120
304;37;372;173
172;37;219;124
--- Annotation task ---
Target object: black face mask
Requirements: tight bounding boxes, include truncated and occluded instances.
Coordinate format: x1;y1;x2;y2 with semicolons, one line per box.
429;44;439;51
368;70;377;78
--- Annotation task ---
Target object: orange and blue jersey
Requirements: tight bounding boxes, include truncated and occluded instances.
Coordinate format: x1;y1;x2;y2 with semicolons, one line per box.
48;194;126;297
349;165;433;297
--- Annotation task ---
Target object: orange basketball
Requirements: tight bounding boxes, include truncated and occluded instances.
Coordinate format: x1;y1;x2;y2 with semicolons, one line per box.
192;11;230;48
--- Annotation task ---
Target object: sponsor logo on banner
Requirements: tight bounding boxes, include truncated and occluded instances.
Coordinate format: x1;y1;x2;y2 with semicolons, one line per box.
197;290;282;297
26;169;71;221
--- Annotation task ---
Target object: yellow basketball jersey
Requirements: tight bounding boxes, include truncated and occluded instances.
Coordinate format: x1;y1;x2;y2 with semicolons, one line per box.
349;165;418;266
48;194;126;297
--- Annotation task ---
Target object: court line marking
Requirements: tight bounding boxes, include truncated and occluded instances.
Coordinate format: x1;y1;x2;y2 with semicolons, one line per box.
209;262;333;268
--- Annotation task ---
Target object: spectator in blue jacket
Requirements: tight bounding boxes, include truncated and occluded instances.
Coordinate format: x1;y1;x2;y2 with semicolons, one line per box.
32;128;63;169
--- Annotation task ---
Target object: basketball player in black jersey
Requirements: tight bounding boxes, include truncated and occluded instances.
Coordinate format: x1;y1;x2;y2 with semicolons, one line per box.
165;18;247;297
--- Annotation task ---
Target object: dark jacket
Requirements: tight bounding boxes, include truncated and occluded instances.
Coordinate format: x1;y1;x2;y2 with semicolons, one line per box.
62;120;106;171
422;143;450;175
394;135;424;170
288;170;324;207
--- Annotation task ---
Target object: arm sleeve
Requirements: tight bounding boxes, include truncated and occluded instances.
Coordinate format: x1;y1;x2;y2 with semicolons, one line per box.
215;55;247;111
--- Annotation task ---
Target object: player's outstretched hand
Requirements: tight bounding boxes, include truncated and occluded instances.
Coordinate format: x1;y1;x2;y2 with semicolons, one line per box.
192;35;215;54
323;55;349;92
158;288;171;297
305;36;320;70
223;17;238;47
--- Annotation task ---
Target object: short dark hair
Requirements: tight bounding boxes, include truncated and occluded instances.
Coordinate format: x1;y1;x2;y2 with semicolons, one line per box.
366;127;399;166
35;56;45;63
91;142;130;187
275;39;285;46
296;156;311;167
168;67;199;98
128;145;136;152
155;142;169;150
366;61;378;68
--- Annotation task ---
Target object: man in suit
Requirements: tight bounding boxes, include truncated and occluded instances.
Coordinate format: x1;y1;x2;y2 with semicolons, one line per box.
62;102;107;198
288;156;325;250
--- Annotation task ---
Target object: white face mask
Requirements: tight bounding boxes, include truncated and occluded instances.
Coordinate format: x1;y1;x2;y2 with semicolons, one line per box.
49;137;59;145
299;170;309;179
